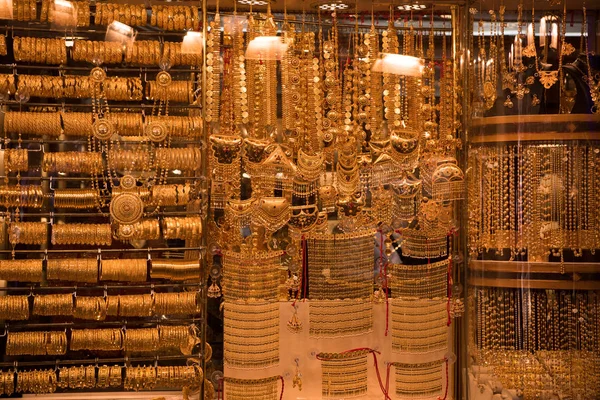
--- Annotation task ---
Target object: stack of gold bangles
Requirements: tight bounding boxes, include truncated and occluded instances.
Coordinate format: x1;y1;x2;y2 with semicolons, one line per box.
94;3;147;26
12;0;37;21
6;331;67;355
124;41;162;66
53;189;99;209
3;149;28;173
42;152;103;174
150;184;193;206
13;37;67;64
145;116;202;138
8;222;48;245
100;258;147;282
150;5;199;30
57;365;96;389
51;223;112;246
162;216;203;240
155;147;202;171
46;258;98;283
0;186;44;208
4;111;62;136
33;293;74;316
146;80;193;103
0;73;16;95
16;369;57;394
72;40;123;64
114;219;161;241
0;295;29;320
0;259;43;282
150;259;201;281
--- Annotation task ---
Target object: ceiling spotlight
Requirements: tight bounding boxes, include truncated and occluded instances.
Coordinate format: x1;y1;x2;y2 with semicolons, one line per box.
318;2;349;11
238;0;268;5
397;4;427;11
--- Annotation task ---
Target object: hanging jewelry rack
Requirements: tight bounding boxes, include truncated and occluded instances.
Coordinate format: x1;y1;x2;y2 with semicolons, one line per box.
0;354;201;368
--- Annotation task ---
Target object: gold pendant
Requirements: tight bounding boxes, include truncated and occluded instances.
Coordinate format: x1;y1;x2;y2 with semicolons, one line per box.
561;42;575;56
538;71;558;89
504;95;513;109
522;44;536;58
532;94;541;107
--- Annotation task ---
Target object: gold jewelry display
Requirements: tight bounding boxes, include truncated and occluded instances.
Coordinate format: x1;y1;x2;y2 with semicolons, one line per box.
155;147;202;171
124;40;161;66
391;298;448;353
154;291;200;315
223;300;279;368
13;37;66;64
46;258;98;283
0;259;43;282
318;349;369;398
107;294;154;317
221;246;283;302
114;219;161;241
3;148;28;173
0;186;44;208
4;111;62;137
309;300;373;338
150;5;199;30
224;376;281;400
51;223;112;246
33;293;74;316
94;3;146;26
0;73;15;94
42;152;103;174
70;328;123;351
162;216;202;240
72;40;124;64
394;360;445;399
15;369;57;394
100;258;147;282
150;259;201;281
53;189;99;209
389;259;449;299
57;365;96;389
8;222;47;245
0;295;29;320
146;80;193;103
6;331;67;355
73;296;107;321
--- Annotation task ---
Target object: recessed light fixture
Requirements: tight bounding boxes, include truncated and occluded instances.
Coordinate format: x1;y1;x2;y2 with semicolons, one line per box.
440;14;452;19
238;0;268;5
397;4;427;11
318;2;349;11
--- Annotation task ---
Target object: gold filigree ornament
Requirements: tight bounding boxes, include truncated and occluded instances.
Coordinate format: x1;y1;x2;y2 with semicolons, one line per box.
120;175;137;191
90;66;106;83
521;43;536;58
561;41;575;56
92;118;114;140
538;71;558;90
144;120;168;142
110;192;144;225
156;70;172;87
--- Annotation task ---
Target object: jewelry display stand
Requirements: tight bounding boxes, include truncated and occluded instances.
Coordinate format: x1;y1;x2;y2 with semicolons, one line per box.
467;2;600;399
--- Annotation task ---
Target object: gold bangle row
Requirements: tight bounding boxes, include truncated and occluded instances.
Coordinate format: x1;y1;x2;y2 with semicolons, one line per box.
0;73;16;95
72;40;124;64
0;259;43;282
149;5;199;31
4;111;62;136
94;3;147;26
124;365;202;391
13;37;66;64
150;183;193;206
0;186;44;208
155;147;202;171
56;365;96;389
100;258;147;282
0;35;5;56
6;331;67;355
124;40;162;66
150;259;201;281
154;291;200;315
107;150;150;171
46;258;98;283
32;293;74;316
146;80;193;103
12;0;37;21
42;152;103;174
3;148;28;173
146;116;202;138
70;328;123;351
0;295;29;320
51;223;112;246
16;75;142;100
162;41;202;67
8;222;48;245
114;219;160;241
162;216;203;240
73;296;106;321
15;369;57;394
53;189;99;209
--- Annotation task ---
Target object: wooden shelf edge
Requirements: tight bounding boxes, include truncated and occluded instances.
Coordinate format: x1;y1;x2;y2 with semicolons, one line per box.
468;260;600;274
468;277;600;290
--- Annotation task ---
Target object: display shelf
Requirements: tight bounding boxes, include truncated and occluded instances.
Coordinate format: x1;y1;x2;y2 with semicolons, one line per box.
468;260;600;274
468;277;600;290
470;114;600;143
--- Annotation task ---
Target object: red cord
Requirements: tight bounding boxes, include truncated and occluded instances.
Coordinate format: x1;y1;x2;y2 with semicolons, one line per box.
301;235;308;302
447;255;453;326
437;359;450;400
217;377;223;400
279;375;285;400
